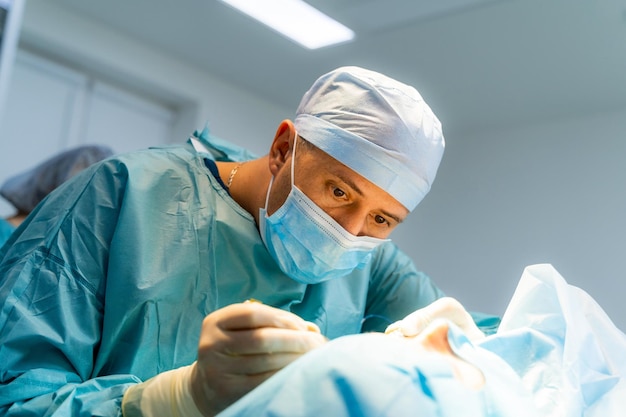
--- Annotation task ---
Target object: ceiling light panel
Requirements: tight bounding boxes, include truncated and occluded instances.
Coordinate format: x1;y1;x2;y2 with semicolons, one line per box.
218;0;355;49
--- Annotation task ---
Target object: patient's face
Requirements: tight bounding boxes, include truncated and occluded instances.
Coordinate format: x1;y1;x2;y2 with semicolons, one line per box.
388;320;486;390
314;322;536;416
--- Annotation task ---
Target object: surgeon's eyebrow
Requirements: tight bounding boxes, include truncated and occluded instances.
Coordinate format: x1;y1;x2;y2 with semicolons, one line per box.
334;171;404;224
383;211;403;224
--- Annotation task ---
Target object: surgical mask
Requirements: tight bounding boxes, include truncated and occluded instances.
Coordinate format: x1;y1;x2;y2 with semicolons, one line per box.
258;136;388;284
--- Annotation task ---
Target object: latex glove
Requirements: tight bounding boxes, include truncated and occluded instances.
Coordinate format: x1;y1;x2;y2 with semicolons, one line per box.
191;301;327;416
384;297;485;342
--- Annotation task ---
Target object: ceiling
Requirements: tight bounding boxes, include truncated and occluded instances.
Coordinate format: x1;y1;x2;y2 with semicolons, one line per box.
43;0;626;135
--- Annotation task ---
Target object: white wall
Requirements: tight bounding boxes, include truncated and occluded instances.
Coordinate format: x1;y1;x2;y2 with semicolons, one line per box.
0;0;291;210
0;0;25;119
14;0;291;156
4;0;625;332
392;108;626;331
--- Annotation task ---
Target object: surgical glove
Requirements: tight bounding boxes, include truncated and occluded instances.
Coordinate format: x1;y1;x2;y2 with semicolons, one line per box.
122;303;326;417
122;363;204;417
384;297;485;342
191;302;327;416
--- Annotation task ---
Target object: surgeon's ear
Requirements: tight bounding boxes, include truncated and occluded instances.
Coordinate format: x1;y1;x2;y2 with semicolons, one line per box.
268;120;296;175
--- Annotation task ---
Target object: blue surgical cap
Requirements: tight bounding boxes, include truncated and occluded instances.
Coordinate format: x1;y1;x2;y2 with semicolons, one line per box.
294;66;445;211
0;144;115;213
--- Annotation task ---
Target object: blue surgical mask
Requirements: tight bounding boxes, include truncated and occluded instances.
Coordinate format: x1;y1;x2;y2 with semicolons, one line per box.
258;136;388;284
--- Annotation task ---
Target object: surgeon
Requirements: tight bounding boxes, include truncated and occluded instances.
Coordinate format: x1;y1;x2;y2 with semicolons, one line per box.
0;66;498;416
0;144;115;247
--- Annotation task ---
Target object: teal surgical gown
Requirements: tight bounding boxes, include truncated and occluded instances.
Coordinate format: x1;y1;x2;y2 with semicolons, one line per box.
0;131;488;416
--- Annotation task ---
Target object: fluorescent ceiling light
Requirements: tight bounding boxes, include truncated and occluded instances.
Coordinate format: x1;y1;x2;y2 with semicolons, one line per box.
218;0;355;49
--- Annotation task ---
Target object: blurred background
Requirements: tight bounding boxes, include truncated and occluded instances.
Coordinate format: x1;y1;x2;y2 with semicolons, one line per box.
1;0;625;329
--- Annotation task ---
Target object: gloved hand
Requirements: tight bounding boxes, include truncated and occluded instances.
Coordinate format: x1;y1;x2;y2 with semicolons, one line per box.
121;302;326;417
191;301;327;416
384;297;485;342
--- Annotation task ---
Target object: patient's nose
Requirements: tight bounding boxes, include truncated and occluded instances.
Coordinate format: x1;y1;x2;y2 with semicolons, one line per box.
415;320;454;354
413;321;486;390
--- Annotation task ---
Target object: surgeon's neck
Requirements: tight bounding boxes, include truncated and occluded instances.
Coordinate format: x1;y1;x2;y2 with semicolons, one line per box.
216;156;271;226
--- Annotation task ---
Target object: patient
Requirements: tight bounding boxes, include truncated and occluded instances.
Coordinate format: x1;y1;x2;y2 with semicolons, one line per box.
218;264;626;417
0;144;114;246
219;320;537;416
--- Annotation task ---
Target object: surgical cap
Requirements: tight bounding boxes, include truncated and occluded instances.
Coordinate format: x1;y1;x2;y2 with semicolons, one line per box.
294;66;445;211
0;144;115;213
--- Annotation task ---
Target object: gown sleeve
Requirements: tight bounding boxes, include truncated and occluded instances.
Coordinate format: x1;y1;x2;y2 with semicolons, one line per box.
0;158;140;417
361;242;445;332
363;242;500;334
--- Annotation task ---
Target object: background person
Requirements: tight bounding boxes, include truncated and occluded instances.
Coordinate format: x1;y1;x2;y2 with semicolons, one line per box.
0;144;115;246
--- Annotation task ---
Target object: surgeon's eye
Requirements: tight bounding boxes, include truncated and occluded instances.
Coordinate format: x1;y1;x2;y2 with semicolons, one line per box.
332;187;346;198
374;215;388;225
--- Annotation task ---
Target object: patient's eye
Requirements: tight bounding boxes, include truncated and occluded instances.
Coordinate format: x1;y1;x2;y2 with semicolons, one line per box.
333;187;346;198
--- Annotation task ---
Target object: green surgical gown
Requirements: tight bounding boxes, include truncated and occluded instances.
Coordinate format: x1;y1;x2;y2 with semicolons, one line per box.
0;132;483;416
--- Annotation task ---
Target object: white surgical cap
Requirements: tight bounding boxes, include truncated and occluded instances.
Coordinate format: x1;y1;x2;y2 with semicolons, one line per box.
294;66;445;211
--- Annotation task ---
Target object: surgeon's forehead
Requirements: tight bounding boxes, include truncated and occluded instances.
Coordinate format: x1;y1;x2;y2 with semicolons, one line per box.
299;139;409;218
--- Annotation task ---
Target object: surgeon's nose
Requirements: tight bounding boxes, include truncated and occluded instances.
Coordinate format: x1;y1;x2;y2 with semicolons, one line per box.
328;210;367;236
336;214;367;237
